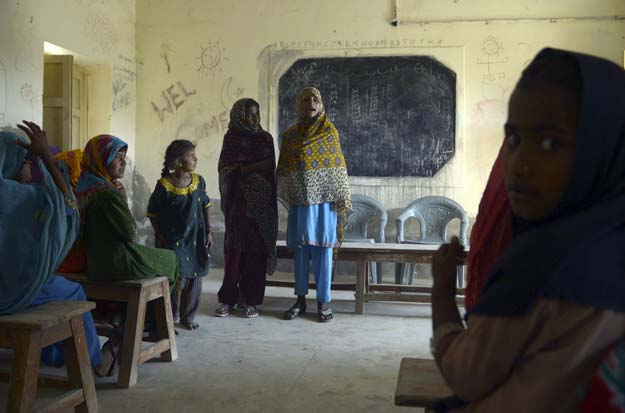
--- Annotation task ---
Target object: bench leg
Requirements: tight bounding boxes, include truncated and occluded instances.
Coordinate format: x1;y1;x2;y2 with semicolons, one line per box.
7;331;42;413
118;290;147;388
153;280;178;362
62;316;98;412
355;259;366;315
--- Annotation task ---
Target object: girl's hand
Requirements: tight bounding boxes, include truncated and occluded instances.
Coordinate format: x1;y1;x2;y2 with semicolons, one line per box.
16;121;53;160
432;236;466;296
205;232;213;249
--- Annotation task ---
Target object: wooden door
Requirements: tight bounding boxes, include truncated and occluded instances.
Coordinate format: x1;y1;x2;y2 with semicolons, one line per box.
43;55;73;150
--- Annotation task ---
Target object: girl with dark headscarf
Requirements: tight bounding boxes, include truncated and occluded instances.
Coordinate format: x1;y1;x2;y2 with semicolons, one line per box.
430;49;625;412
215;98;278;318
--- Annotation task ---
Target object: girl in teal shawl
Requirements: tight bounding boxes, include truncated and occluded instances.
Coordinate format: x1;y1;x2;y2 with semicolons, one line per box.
0;124;78;314
0;121;117;376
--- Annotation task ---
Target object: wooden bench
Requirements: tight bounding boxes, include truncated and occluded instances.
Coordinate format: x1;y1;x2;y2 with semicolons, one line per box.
0;301;98;413
63;274;177;388
273;241;467;314
394;358;454;412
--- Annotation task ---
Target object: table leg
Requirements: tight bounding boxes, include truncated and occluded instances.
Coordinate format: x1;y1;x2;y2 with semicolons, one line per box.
355;259;365;315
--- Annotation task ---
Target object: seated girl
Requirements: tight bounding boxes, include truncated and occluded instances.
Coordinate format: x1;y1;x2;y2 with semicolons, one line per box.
77;135;178;284
430;49;625;412
0;122;117;377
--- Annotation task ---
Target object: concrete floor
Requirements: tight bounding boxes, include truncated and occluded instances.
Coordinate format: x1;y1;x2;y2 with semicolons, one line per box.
0;269;440;413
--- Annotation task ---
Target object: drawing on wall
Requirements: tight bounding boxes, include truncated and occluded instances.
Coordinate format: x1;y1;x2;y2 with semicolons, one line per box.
160;42;175;74
477;36;509;99
196;40;226;77
219;77;244;111
0;58;7;125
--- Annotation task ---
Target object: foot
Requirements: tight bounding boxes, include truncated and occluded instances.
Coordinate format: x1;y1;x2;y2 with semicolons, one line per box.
317;307;333;323
94;336;121;377
181;321;200;330
283;301;306;320
236;295;245;309
243;306;259;318
214;304;230;317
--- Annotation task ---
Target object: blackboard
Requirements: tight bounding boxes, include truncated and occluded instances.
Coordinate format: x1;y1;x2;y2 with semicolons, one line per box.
278;56;456;177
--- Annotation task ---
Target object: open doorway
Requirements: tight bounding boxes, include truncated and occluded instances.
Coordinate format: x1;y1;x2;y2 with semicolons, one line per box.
42;41;111;151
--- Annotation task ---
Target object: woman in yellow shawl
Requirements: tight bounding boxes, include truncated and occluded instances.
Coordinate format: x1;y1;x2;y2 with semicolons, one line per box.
277;87;351;322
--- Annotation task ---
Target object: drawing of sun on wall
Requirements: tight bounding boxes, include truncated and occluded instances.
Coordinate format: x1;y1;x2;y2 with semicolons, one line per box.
196;40;227;77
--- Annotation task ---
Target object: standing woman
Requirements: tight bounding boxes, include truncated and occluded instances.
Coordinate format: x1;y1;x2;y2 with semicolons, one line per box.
215;98;278;318
277;87;351;322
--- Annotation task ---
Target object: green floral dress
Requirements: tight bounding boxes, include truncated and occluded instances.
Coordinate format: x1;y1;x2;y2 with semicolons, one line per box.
83;189;178;284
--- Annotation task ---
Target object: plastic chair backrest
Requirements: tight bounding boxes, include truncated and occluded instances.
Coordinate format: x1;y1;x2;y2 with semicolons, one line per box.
395;196;469;246
345;194;388;243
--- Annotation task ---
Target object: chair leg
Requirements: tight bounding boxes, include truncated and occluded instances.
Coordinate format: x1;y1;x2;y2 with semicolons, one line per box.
153;281;178;362
370;261;378;284
375;262;384;284
457;265;465;289
118;290;147;388
63;316;98;412
407;263;416;285
395;263;405;284
7;331;42;413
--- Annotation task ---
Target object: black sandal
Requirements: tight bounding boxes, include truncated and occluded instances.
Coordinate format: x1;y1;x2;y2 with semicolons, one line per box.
283;302;306;320
318;308;333;323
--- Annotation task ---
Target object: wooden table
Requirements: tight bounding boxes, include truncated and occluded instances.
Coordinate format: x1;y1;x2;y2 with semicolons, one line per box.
271;241;466;314
394;358;453;412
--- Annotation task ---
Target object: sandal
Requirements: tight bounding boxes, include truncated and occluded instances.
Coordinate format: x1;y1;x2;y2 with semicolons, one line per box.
318;308;333;323
243;306;259;318
283;302;306;320
214;304;230;317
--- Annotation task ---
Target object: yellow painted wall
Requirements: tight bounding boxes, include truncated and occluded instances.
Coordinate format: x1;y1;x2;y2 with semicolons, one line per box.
1;0;623;223
134;0;625;220
0;0;137;188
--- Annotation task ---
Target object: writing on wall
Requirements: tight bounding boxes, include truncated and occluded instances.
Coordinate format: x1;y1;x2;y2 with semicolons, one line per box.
151;81;197;122
278;56;456;177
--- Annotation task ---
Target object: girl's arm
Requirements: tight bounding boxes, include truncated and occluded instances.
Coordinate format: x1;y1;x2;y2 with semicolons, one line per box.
17;121;71;197
147;185;166;247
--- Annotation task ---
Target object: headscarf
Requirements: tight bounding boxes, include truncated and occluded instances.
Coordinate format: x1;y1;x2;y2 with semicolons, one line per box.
472;48;625;317
228;98;263;135
464;146;512;311
0;132;79;314
276;87;352;241
219;98;278;273
55;149;83;189
296;86;325;121
76;134;127;209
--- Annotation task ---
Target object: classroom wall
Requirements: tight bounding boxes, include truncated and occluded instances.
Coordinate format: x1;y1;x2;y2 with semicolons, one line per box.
0;0;137;188
134;0;625;225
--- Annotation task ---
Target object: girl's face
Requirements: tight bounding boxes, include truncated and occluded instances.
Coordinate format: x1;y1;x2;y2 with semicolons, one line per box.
503;86;578;221
107;148;127;180
244;105;260;130
178;149;197;172
14;159;32;184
